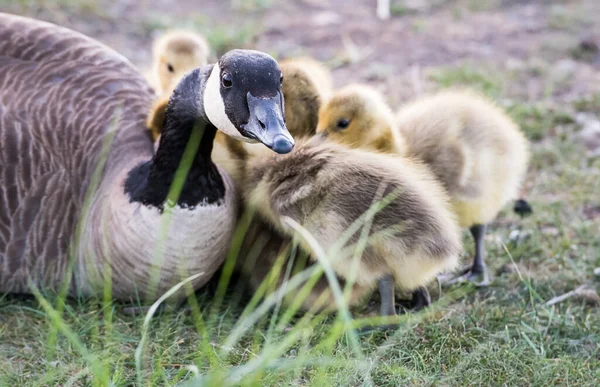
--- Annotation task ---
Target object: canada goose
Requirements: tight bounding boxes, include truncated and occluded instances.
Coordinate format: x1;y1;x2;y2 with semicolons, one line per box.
150;55;333;142
279;57;333;138
238;136;462;323
317;85;530;286
0;14;294;301
148;54;332;171
143;30;249;185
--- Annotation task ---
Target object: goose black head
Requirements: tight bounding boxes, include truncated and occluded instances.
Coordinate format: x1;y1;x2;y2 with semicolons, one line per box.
203;49;294;154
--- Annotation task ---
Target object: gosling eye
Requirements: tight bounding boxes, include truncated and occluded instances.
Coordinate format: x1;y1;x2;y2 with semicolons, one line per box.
336;119;350;130
167;63;174;73
222;72;233;88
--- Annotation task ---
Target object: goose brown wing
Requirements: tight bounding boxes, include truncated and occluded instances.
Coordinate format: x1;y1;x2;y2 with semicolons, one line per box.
0;13;136;68
0;14;154;293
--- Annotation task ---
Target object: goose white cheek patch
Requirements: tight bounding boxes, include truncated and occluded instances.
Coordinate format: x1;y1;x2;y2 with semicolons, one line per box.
203;64;256;143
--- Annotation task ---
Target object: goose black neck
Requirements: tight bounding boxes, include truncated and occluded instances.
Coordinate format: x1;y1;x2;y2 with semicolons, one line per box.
125;68;226;209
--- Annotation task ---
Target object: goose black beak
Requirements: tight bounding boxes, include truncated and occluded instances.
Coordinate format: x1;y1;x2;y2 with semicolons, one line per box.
242;92;295;154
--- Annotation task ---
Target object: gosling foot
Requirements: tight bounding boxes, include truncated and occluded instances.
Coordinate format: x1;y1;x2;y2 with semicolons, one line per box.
396;286;431;312
409;286;431;311
513;199;533;217
440;223;490;287
439;264;490;287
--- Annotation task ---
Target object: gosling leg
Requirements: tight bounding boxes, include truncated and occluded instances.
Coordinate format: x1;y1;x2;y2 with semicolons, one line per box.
467;224;490;286
359;274;398;333
513;199;533;217
378;274;397;317
397;286;431;312
439;224;490;287
410;286;431;311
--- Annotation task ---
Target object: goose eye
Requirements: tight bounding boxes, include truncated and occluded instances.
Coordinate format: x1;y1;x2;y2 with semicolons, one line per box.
337;119;350;129
222;72;233;88
167;63;174;73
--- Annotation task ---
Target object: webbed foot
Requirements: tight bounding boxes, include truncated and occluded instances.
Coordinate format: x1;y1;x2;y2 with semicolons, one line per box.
439;264;490;287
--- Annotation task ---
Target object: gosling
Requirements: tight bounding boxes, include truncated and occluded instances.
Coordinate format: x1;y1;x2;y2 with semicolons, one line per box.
279;57;333;138
147;29;210;95
239;137;462;325
144;30;210;141
234;218;372;314
317;85;530;286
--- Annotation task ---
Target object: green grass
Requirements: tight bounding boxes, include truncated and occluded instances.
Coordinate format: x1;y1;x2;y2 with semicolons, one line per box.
429;65;504;98
2;119;600;385
0;0;102;17
429;65;580;142
506;102;576;142
2;230;600;387
230;0;273;12
574;93;600;115
547;4;594;32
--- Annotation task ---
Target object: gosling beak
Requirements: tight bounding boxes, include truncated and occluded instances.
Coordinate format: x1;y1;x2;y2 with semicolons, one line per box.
242;92;295;154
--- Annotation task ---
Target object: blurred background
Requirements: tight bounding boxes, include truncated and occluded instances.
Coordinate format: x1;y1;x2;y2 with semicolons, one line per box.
2;0;599;111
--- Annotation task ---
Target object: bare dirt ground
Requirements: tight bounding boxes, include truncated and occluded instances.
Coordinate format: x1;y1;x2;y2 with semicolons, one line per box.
4;0;600;105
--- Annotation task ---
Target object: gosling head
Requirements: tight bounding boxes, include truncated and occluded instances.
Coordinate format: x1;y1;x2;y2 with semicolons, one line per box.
203;49;294;154
152;30;210;94
279;60;325;138
317;84;397;153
